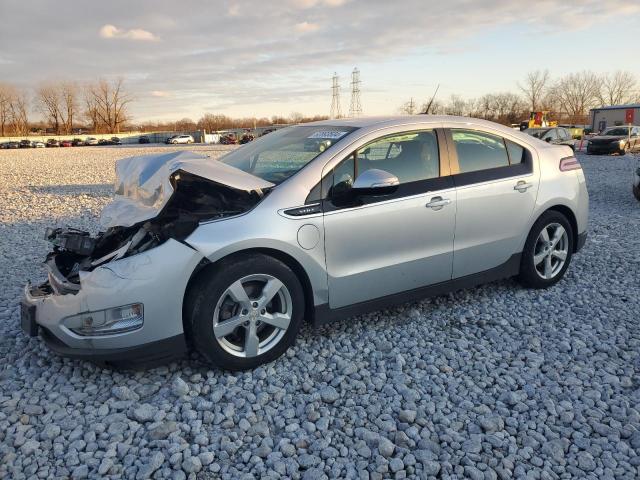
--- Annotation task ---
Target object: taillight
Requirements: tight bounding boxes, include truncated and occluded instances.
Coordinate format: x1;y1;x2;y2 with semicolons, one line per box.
559;156;581;171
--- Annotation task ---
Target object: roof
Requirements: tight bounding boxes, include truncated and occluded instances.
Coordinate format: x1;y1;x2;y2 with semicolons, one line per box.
301;115;520;134
590;104;640;112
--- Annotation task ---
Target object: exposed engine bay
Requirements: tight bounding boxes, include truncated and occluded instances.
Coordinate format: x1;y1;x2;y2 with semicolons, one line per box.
37;151;274;295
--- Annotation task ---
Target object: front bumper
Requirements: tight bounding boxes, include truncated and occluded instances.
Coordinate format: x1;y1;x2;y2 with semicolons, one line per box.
576;231;587;253
22;239;204;366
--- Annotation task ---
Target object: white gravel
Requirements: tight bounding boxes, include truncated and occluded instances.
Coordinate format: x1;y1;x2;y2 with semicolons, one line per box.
0;145;639;479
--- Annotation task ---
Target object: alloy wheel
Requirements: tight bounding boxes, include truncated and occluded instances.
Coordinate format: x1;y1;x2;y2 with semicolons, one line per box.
533;223;569;280
212;274;293;358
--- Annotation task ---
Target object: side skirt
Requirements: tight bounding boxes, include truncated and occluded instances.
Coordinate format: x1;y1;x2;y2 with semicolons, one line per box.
313;253;521;327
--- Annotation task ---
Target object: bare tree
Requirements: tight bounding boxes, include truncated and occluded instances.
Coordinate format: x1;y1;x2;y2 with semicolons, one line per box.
444;95;468;116
174;117;196;131
549;71;600;121
596;71;638;106
35;83;63;134
60;81;79;134
519;70;550;111
8;89;29;135
399;99;417;115
86;78;132;133
0;83;13;136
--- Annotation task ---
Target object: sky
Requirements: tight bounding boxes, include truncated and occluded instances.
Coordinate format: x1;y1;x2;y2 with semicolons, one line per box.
1;0;640;122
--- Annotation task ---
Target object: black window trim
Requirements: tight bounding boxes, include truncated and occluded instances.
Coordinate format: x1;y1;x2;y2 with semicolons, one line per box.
308;128;454;211
444;127;534;188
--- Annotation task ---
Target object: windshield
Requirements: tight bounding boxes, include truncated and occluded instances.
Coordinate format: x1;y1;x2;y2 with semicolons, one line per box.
524;128;550;139
602;127;629;136
219;125;358;184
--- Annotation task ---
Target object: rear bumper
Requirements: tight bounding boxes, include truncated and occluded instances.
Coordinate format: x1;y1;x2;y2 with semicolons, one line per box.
587;144;622;154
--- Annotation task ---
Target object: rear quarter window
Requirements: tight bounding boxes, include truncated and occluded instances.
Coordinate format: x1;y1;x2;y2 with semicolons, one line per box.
451;129;510;173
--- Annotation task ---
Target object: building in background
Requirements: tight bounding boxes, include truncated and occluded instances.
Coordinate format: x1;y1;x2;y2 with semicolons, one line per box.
590;104;640;132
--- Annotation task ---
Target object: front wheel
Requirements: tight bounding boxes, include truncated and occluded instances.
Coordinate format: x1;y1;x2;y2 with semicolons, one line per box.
185;253;305;370
518;211;574;289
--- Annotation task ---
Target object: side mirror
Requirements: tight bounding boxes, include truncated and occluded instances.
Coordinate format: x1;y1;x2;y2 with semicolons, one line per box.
545;137;552;143
352;169;399;195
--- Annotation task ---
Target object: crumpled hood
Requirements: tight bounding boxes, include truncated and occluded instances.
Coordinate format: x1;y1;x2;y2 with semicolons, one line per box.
100;150;274;228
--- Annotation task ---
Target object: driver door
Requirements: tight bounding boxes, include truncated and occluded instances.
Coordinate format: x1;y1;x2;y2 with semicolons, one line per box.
322;129;456;309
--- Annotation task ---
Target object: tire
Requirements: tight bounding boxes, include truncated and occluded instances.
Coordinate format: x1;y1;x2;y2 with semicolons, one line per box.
518;210;574;289
633;184;640;201
185;253;305;370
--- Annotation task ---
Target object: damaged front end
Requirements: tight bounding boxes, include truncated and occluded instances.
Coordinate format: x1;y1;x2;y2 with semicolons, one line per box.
31;150;275;297
22;151;274;360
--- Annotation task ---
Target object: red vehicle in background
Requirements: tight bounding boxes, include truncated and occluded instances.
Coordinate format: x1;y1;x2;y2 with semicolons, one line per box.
60;140;73;147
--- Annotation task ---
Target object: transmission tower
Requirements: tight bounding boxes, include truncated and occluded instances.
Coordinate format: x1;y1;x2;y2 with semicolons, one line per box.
330;73;342;119
349;67;362;117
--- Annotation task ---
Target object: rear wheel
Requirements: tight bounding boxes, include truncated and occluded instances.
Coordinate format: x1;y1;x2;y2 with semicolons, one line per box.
185;253;305;370
633;184;640;201
518;211;574;289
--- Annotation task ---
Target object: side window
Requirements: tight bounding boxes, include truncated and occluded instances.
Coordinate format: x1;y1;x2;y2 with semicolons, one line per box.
451;129;510;173
356;130;439;184
505;140;525;164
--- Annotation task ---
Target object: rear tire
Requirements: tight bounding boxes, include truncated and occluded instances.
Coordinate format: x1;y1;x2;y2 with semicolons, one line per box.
518;211;574;289
185;253;305;370
633;184;640;201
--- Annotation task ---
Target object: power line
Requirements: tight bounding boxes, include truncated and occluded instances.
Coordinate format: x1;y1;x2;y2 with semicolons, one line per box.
349;67;362;117
330;73;342;119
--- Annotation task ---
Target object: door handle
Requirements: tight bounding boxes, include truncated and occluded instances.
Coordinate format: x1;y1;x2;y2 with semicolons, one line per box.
514;181;533;193
426;196;451;210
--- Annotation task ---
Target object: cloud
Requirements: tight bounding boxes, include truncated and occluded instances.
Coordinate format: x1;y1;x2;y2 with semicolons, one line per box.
289;0;347;8
1;0;639;120
295;21;320;33
99;24;159;41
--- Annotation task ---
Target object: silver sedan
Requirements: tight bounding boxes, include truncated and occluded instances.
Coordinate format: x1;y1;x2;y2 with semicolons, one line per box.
22;116;589;370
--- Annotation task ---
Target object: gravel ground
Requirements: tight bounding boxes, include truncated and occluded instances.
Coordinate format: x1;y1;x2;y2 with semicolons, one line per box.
0;146;639;480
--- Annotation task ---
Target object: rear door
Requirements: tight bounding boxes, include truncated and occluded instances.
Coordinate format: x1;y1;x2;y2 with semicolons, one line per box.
446;128;539;278
322;129;456;308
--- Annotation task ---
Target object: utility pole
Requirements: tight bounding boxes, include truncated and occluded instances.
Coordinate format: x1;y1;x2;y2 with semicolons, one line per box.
349;67;362;117
330;73;342;119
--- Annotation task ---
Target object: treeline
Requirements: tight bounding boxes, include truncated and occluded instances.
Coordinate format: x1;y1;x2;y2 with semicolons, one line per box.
400;70;640;125
0;78;131;136
135;112;330;133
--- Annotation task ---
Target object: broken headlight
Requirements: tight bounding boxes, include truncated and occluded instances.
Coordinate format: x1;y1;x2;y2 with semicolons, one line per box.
67;303;144;336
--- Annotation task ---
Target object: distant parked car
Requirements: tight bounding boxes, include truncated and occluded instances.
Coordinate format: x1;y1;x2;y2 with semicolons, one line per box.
6;141;20;149
239;133;254;144
219;134;237;145
33;141;45;148
524;127;576;151
19;139;33;148
111;137;121;145
46;139;60;148
85;137;99;146
139;136;150;144
166;134;194;144
587;126;640;155
72;138;85;147
60;140;73;147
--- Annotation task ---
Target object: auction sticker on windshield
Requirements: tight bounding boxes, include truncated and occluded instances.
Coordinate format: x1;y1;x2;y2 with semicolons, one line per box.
307;130;349;140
